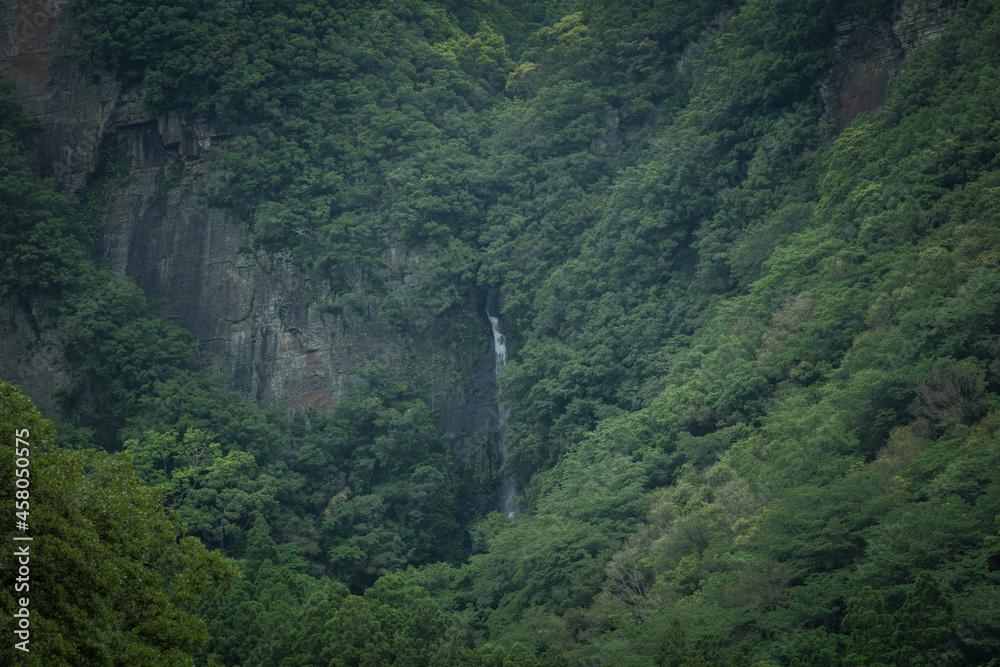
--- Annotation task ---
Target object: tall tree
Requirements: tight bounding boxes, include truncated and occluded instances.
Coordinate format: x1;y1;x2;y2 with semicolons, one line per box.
0;381;237;665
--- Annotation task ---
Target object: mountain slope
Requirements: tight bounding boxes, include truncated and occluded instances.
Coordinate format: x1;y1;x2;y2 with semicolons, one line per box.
3;0;999;664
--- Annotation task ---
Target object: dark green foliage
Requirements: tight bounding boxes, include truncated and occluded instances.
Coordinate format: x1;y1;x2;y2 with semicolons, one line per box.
892;572;959;664
782;573;963;666
281;366;466;588
654;617;696;667
841;586;894;666
756;472;896;582
4;0;1000;664
55;278;199;429
0;88;89;302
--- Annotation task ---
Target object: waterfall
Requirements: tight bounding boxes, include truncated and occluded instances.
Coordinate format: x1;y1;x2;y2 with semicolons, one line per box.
486;288;517;517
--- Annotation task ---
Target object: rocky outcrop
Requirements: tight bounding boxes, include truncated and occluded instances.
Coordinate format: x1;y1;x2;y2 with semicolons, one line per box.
0;0;965;449
0;0;501;456
0;0;118;193
821;0;965;130
0;300;70;416
0;0;95;414
93;104;501;454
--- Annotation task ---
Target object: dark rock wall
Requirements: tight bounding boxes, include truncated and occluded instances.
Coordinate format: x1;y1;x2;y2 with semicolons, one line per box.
821;0;964;130
0;0;498;456
0;300;70;416
0;0;964;448
94;99;498;456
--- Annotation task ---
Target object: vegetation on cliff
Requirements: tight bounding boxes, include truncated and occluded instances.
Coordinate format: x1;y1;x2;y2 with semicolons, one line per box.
3;0;1000;663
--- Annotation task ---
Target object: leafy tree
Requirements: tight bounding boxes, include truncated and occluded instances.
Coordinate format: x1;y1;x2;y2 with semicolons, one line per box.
0;92;88;302
0;381;237;665
891;572;960;666
841;587;894;666
17;0;1000;664
790;628;841;667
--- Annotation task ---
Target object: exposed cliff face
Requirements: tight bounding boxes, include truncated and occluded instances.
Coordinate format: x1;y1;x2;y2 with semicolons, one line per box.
0;1;102;414
0;299;71;415
0;0;962;443
0;1;502;453
821;0;964;130
0;0;117;192
93;102;502;454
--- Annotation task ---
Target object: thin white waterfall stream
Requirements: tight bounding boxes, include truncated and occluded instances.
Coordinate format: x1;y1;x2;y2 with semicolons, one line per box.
486;289;517;517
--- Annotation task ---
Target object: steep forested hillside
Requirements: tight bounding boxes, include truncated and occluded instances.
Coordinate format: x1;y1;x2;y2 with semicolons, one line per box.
3;0;1000;664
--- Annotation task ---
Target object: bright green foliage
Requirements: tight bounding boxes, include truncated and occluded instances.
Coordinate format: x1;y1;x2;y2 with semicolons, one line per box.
0;381;237;665
126;427;278;551
328;576;456;666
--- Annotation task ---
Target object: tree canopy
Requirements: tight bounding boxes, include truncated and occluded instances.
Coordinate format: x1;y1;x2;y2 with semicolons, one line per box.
2;0;1000;663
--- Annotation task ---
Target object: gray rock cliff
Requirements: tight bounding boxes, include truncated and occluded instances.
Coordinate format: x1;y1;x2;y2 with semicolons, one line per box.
0;0;963;450
820;0;964;130
0;0;502;457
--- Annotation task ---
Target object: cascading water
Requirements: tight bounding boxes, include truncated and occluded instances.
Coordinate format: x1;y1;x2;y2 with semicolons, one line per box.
486;288;517;517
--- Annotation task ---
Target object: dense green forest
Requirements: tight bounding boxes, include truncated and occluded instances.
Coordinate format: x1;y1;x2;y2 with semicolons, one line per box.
3;0;1000;664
